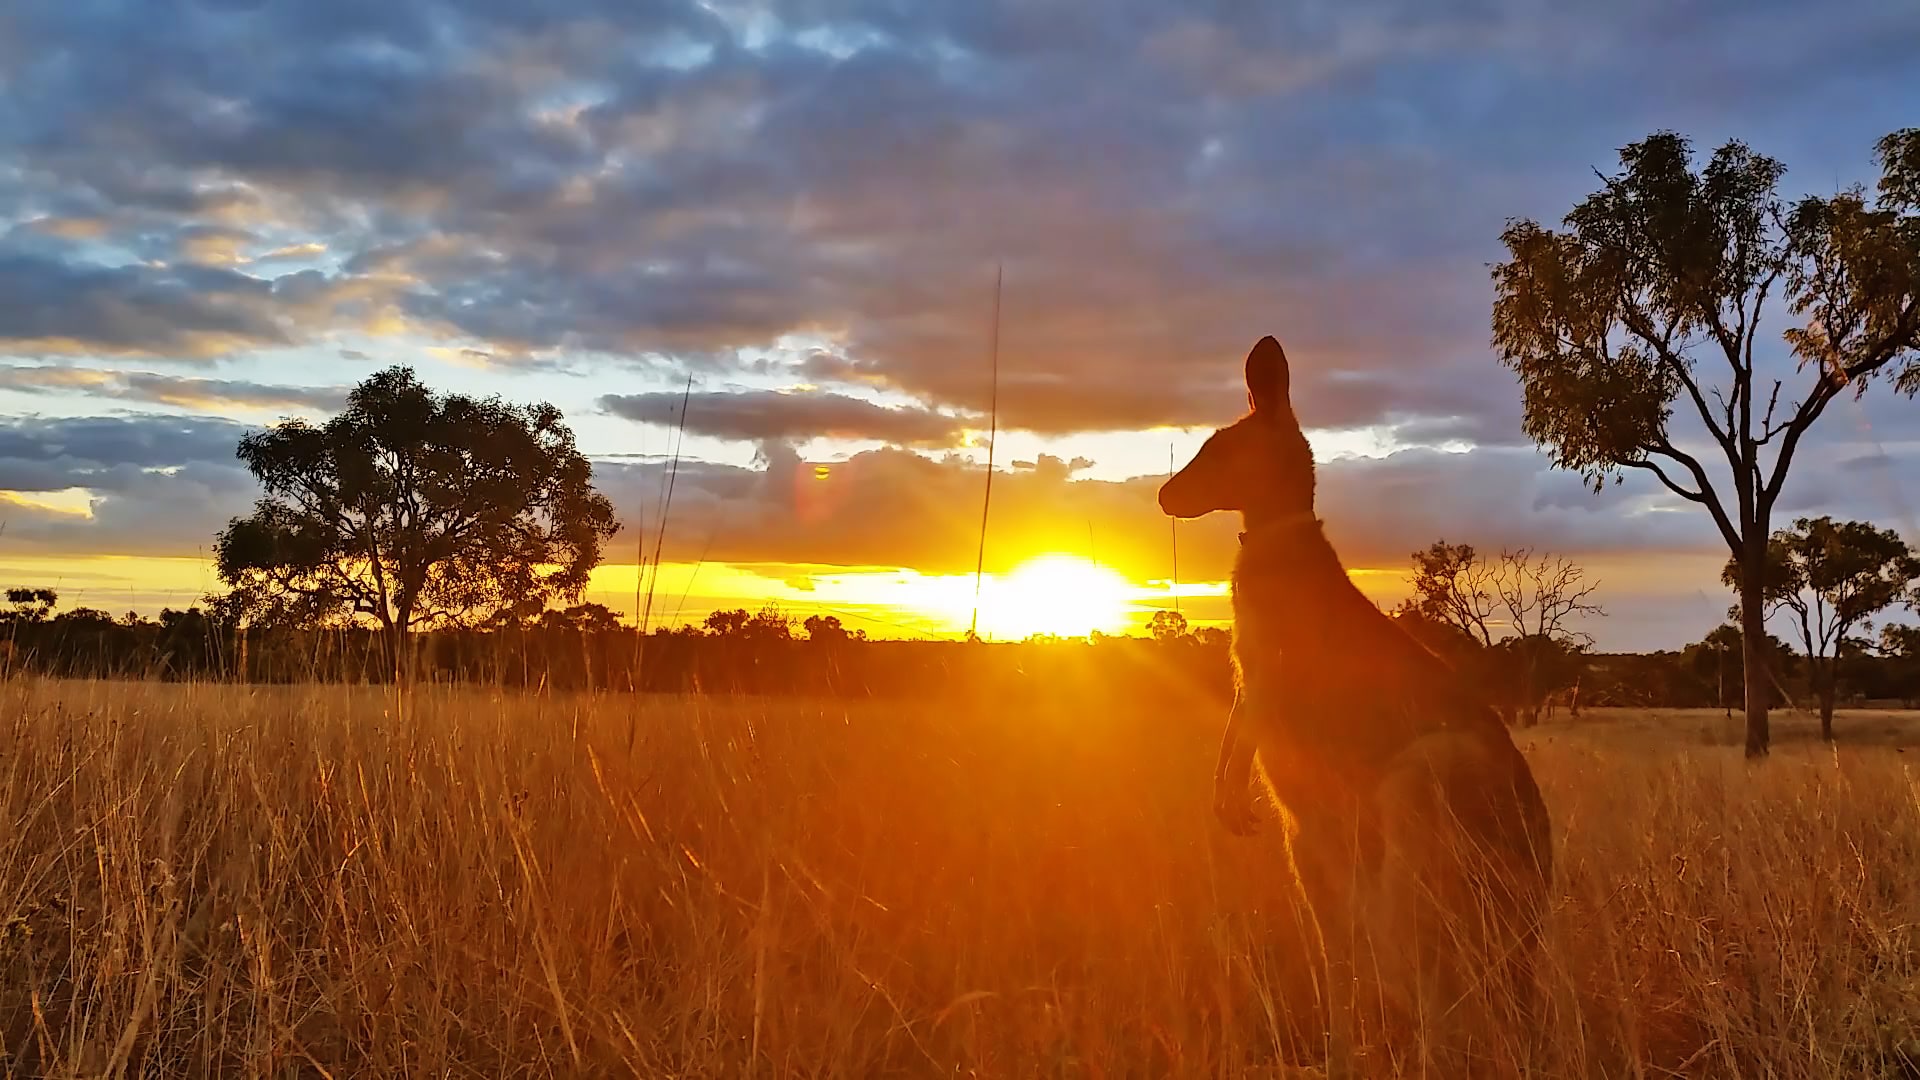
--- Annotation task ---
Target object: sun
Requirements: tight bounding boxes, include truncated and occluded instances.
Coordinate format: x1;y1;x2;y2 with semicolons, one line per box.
975;554;1137;640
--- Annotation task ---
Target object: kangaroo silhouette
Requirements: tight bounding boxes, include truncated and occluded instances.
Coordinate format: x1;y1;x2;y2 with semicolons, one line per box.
1161;336;1553;1065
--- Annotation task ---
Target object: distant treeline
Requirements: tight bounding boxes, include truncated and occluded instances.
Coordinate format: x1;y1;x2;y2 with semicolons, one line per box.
0;603;1231;705
4;597;1917;713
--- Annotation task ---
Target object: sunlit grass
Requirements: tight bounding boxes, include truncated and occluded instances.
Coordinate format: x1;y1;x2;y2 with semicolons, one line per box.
2;677;1919;1076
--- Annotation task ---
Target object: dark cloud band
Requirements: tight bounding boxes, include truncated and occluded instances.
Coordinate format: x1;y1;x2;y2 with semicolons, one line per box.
600;389;975;447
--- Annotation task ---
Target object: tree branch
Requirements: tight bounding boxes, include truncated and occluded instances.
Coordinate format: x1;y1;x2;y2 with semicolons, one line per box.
1760;377;1843;510
1623;458;1704;502
1744;266;1780;378
1635;440;1743;551
1755;380;1787;443
1703;306;1747;396
1792;598;1815;660
1841;298;1920;383
1620;303;1739;469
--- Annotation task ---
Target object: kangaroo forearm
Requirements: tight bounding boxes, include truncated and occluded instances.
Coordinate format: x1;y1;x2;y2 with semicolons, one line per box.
1216;694;1254;785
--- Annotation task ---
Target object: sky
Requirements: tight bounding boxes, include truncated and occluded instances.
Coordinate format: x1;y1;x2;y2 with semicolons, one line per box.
0;0;1917;649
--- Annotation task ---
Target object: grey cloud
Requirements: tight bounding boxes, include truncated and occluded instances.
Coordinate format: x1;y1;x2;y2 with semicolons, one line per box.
600;389;975;447
1383;409;1533;451
583;437;1734;590
0;460;260;557
0;404;1882;662
1011;455;1094;480
0;249;289;358
0;243;404;360
1315;448;1722;567
710;435;1821;652
0;366;348;413
121;373;347;413
0;409;1896;651
0;416;250;492
0;0;1916;526
0;415;260;556
1836;448;1920;480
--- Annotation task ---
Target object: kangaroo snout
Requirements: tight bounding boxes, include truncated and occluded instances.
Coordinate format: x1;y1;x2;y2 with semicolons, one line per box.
1158;470;1209;519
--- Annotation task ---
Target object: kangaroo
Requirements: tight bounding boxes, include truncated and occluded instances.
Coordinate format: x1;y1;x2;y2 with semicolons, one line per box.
1542;678;1581;722
1160;336;1553;1067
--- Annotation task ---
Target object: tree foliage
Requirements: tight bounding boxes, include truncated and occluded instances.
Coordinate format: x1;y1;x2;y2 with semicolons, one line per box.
4;587;58;624
1722;516;1920;737
705;604;795;643
1405;542;1500;647
1883;624;1920;707
802;615;866;643
1492;129;1920;755
215;366;618;675
1146;610;1190;643
1885;624;1920;660
538;603;626;635
1401;541;1602;725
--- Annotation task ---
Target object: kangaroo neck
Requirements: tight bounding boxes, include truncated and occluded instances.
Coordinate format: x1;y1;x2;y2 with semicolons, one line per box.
1233;514;1375;649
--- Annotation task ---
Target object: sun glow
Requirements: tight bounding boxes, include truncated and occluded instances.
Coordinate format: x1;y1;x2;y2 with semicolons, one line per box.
582;556;1180;639
968;554;1138;640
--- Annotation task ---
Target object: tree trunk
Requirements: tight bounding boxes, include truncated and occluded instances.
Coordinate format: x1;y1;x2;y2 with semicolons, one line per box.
386;621;412;686
1816;664;1836;742
1738;554;1771;758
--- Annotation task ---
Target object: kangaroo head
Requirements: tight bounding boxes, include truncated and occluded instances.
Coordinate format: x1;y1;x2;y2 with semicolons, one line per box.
1158;336;1316;526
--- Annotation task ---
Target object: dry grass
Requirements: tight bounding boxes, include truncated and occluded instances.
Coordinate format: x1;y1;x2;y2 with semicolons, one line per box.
3;676;1920;1078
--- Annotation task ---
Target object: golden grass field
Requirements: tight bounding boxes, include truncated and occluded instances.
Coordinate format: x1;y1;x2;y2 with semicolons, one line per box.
4;675;1920;1078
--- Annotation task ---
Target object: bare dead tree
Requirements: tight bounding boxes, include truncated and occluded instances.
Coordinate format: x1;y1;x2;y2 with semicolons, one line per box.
1406;543;1605;726
1495;548;1604;649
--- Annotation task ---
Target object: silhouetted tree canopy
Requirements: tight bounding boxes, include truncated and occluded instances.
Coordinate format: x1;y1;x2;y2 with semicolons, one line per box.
1404;541;1500;647
803;614;864;643
537;603;626;634
214;366;618;678
3;587;58;624
1147;610;1190;643
1492;128;1920;756
704;604;795;643
1885;624;1920;660
1722;516;1920;739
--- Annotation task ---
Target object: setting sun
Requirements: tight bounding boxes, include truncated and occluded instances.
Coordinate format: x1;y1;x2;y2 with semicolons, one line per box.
971;554;1138;640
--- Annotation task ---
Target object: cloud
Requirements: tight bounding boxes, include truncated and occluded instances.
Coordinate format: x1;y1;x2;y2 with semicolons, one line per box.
600;389;975;447
7;0;1909;433
0;416;249;484
0;243;407;360
0;415;259;556
588;437;1730;587
0;365;348;413
0;461;260;557
0;248;288;358
587;415;1915;606
0;410;1901;649
175;224;258;267
1012;455;1094;479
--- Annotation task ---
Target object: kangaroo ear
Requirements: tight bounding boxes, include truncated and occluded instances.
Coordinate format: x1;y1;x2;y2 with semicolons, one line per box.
1244;336;1290;414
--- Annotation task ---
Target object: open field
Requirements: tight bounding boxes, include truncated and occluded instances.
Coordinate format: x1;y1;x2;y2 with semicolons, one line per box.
4;678;1920;1077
